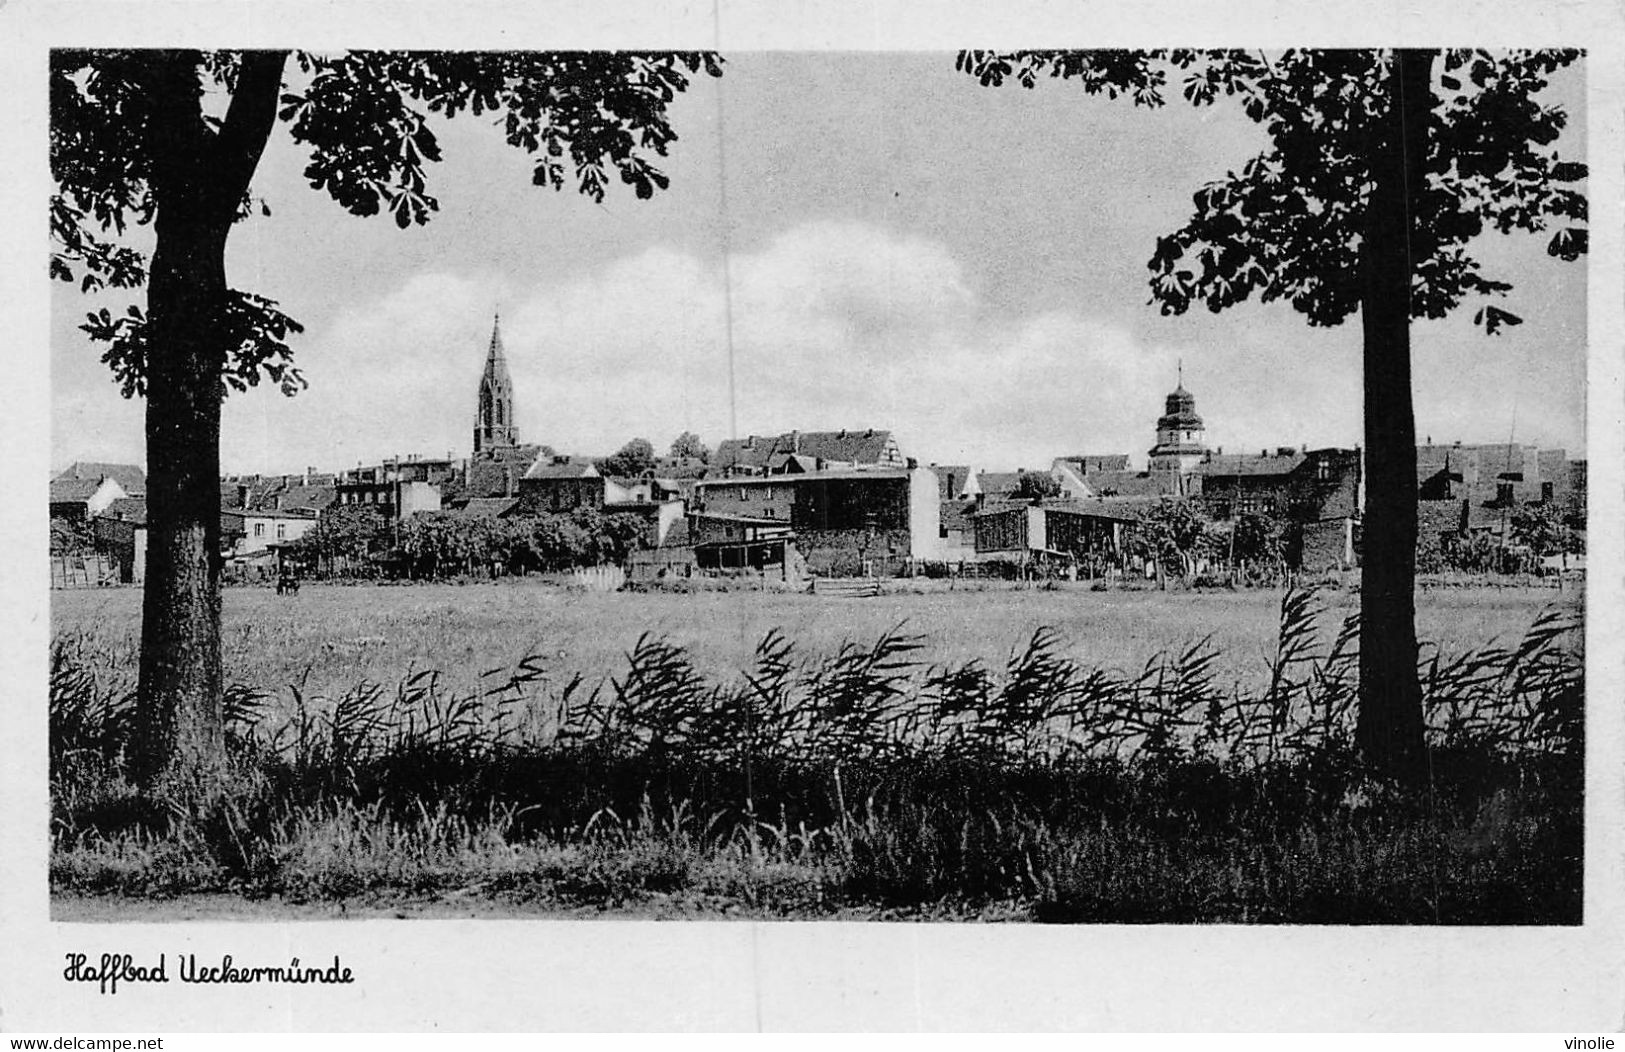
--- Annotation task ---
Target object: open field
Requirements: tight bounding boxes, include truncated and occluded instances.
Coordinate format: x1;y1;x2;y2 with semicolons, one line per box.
50;579;1584;922
50;578;1579;704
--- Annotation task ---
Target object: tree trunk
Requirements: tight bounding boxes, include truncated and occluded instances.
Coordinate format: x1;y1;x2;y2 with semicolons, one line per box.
131;214;231;792
129;50;287;797
1354;49;1433;784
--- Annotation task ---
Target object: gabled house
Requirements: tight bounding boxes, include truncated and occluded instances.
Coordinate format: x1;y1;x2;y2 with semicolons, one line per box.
518;456;606;513
693;465;941;576
220;507;319;559
50;475;127;522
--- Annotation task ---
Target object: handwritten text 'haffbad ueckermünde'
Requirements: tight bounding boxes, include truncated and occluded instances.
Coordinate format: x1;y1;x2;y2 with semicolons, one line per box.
64;953;354;994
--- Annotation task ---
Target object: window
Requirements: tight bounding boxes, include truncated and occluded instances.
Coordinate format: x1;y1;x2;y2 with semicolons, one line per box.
253;523;264;537
1541;482;1554;502
276;523;286;540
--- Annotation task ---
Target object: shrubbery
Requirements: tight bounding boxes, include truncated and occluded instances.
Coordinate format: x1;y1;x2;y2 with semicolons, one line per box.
50;588;1582;921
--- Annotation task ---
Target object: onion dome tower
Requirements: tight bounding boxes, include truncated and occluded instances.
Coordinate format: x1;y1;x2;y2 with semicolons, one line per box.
473;313;518;455
1147;362;1207;476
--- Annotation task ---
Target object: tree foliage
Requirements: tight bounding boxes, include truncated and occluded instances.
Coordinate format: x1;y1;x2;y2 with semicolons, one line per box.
1509;502;1580;558
600;437;656;479
51;50;725;394
1130;498;1213;578
51;48;721;792
957;48;1585;782
669;430;710;462
1012;471;1061;502
956;49;1585;330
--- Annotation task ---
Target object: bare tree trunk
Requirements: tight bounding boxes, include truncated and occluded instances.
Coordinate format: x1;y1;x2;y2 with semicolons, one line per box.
1354;49;1433;784
129;50;287;797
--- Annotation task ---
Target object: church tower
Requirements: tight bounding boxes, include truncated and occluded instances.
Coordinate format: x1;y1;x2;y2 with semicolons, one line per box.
473;313;518;455
1147;363;1207;476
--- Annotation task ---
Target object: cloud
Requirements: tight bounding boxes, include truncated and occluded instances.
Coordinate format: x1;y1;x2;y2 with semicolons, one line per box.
202;217;1579;477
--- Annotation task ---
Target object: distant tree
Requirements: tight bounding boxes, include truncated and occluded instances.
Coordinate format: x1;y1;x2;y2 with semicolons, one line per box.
1011;471;1061;502
959;49;1586;782
1231;512;1286;567
1509;502;1578;559
669;431;710;462
295;503;388;574
600;437;657;478
51;518;97;556
51;49;721;794
1131;498;1211;582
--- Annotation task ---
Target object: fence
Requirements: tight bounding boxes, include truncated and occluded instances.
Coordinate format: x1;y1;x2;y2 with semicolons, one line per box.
50;555;118;589
810;576;882;598
571;565;627;593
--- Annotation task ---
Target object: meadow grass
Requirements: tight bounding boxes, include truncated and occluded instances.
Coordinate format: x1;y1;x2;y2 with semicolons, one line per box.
50;578;1574;713
49;581;1583;922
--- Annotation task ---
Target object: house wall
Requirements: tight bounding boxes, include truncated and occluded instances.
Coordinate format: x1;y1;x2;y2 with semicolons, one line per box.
695;480;795;522
973;507;1030;554
908;467;943;561
518;476;606;514
791;476;909;531
91;518;146;584
235;515;317;556
655;500;687;545
1044;510;1122;557
399;481;442;518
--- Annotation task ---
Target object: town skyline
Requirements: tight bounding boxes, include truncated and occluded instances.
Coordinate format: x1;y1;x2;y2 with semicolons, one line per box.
51;52;1588;477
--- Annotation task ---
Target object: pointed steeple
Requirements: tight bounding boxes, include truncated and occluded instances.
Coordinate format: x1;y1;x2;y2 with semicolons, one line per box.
474;312;518;455
487;311;508;367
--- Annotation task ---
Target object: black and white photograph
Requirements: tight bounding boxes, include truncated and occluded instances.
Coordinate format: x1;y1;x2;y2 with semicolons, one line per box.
5;0;1623;1034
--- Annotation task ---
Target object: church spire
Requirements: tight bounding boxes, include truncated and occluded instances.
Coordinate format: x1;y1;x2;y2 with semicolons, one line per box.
474;312;518;455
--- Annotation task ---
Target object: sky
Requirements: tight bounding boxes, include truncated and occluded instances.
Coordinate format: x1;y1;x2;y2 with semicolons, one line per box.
50;51;1589;476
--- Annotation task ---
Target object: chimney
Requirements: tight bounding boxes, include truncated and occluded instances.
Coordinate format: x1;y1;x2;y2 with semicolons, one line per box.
790;429;799;453
505;464;515;498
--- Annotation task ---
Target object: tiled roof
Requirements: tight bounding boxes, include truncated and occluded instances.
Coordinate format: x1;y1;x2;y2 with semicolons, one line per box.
974;472;1027;496
1197;453;1306;477
55;462;146;495
1040;498;1149;523
1073;470;1179;498
50;477;108;504
522;457;599;481
102;496;147;525
930;465;972;500
713;429;897;473
1057;454;1131;474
